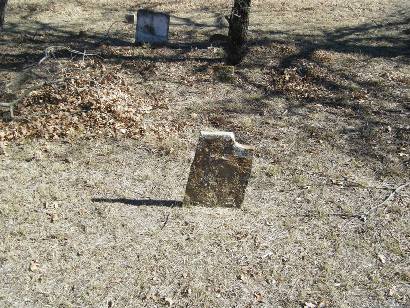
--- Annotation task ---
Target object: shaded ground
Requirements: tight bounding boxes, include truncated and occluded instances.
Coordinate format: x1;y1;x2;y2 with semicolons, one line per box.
0;0;409;307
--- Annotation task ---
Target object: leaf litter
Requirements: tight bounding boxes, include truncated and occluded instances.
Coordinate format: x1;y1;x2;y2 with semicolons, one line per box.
0;59;180;142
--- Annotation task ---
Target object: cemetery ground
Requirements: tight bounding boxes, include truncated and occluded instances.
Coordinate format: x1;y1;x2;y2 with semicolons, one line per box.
0;0;409;307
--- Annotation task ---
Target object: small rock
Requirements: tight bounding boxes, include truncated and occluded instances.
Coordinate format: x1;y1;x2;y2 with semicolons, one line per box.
29;261;39;272
378;254;386;264
389;286;398;297
359;214;367;222
262;251;273;259
48;213;58;223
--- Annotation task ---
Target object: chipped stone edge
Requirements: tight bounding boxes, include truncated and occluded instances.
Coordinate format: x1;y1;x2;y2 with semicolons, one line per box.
200;131;254;158
125;13;136;24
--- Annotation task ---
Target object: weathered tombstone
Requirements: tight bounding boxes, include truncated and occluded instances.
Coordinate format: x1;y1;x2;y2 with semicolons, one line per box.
183;131;254;208
136;9;170;45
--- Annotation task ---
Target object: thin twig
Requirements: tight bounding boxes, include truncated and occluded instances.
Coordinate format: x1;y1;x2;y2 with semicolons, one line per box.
340;182;410;229
95;20;123;45
1;78;67;118
160;201;179;230
365;182;410;217
160;213;171;230
39;46;99;65
2;45;99;117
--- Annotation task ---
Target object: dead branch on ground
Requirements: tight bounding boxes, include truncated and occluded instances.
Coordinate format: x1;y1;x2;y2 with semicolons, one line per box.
39;46;100;65
365;182;410;218
1;46;99;118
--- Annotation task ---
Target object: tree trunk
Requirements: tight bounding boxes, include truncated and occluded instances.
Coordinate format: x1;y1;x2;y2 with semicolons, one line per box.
0;0;8;29
226;0;251;65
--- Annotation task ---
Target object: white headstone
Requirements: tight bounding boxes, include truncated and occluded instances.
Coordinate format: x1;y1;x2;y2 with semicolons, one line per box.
136;10;170;44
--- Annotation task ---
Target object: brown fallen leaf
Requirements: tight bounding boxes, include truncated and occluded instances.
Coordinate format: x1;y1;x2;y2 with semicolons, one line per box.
237;273;245;281
164;297;174;307
254;292;263;303
0;142;7;156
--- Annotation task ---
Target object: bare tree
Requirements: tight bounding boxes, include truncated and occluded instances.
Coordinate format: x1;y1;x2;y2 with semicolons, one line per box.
0;0;8;29
226;0;251;65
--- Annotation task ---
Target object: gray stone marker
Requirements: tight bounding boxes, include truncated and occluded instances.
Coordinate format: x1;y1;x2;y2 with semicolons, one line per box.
136;9;170;44
183;131;254;208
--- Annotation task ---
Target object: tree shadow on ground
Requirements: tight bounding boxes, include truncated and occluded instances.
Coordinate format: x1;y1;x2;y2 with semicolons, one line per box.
1;10;409;176
0;14;228;71
204;11;410;177
1;7;408;67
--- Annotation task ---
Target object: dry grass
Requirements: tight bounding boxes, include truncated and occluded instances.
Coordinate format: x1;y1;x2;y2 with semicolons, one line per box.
1;0;410;307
